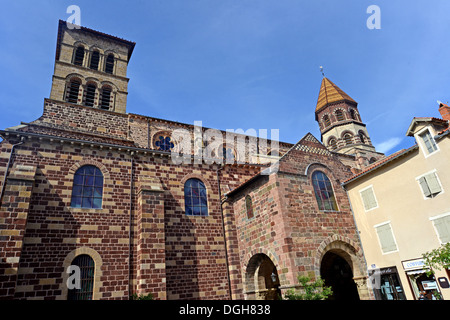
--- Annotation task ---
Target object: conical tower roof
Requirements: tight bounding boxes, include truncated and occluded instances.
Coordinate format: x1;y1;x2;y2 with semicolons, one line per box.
315;77;357;112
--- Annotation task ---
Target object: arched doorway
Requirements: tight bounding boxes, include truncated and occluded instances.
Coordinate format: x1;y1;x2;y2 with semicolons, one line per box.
245;253;281;300
320;251;359;300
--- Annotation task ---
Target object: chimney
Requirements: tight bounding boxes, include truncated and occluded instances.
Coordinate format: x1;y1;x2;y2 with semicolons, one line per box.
438;102;450;121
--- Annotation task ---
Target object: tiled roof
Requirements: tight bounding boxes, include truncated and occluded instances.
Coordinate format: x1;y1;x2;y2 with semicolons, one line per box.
316;77;357;112
342;144;418;185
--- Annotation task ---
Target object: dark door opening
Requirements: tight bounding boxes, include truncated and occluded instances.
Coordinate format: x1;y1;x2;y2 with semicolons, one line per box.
320;251;359;300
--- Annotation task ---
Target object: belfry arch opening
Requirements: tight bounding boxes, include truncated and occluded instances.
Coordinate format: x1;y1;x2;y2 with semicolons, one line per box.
320;251;360;300
245;253;281;300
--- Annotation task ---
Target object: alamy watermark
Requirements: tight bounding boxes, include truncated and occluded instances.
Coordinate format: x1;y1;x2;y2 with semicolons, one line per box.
367;5;381;30
169;121;280;174
66;5;81;29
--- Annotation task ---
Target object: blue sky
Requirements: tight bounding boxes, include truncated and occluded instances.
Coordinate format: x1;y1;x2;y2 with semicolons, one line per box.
1;1;450;155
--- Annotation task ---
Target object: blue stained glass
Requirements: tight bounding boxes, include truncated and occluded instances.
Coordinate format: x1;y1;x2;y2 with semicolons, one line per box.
184;178;208;216
155;135;175;151
71;165;103;209
312;171;338;211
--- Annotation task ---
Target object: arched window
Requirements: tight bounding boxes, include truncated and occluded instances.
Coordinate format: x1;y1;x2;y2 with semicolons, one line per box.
359;131;366;144
335;110;344;121
245;195;254;219
369;157;377;164
67;254;95;300
343;133;353;145
104;54;114;74
84;83;96;107
155;134;175;151
329;138;337;150
184;178;208;216
349;109;357;120
71;165;104;209
73;46;85;66
100;86;111;110
66;79;81;104
89;50;100;70
323;115;331;127
312;171;338;211
220;146;235;163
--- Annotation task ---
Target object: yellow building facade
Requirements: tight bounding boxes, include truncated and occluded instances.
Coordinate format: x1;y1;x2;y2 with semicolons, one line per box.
343;105;450;300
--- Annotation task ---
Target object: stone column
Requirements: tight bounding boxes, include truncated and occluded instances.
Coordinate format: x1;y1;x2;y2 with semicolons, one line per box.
0;164;36;299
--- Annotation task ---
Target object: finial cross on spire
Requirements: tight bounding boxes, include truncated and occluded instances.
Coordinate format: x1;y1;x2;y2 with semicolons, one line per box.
319;66;325;77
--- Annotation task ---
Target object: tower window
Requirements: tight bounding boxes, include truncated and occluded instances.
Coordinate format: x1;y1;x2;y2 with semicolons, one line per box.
335;110;344;121
100;87;111;110
312;171;338;211
70;165;104;209
105;54;115;74
84;84;96;107
220;146;235;163
67;254;95;300
343;133;353;145
329;138;337;150
89;50;100;70
73;46;85;66
66;79;81;104
184;178;208;216
359;132;366;144
323;115;331;127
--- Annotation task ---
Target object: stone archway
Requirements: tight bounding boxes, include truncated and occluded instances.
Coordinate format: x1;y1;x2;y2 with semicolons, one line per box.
315;236;371;300
245;253;281;300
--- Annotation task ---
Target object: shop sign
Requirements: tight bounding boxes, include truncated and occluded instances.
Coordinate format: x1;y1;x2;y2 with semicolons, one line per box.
402;258;425;271
422;280;438;290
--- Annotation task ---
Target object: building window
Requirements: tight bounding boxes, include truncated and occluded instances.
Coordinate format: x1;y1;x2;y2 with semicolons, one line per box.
84;83;96;107
184;178;208;216
369;157;377;164
73;46;85;66
419;129;438;155
70;165;104;209
323;115;331;127
312;171;338;211
67;254;95;300
246;195;254;219
220;146;235;163
359;131;366;144
155;135;175;151
349;109;357;120
335;110;344;121
100;87;111;110
89;50;100;70
104;54;115;74
418;171;442;198
328;138;337;151
343;133;353;145
430;213;450;244
66;79;81;104
375;222;398;254
360;185;378;211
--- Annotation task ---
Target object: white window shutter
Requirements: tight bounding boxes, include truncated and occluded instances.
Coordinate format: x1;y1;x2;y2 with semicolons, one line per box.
434;216;450;244
376;223;397;253
419;176;431;197
425;173;441;195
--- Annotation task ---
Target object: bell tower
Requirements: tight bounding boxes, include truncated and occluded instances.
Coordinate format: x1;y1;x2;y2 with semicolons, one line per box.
315;77;384;167
50;20;135;113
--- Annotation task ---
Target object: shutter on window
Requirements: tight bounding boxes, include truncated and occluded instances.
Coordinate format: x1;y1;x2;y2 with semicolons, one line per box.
419;176;431;197
434;216;450;244
376;224;397;253
361;188;377;211
425;173;441;195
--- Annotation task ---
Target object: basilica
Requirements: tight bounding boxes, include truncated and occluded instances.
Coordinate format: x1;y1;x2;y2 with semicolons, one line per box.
0;20;384;300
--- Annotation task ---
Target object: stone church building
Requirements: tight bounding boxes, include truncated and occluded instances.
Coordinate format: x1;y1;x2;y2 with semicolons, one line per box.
0;20;383;300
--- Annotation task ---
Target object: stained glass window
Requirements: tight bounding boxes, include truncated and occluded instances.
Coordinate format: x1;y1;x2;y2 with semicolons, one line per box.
312;171;338;211
155;135;175;152
184;178;208;216
70;165;103;209
67;254;95;300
